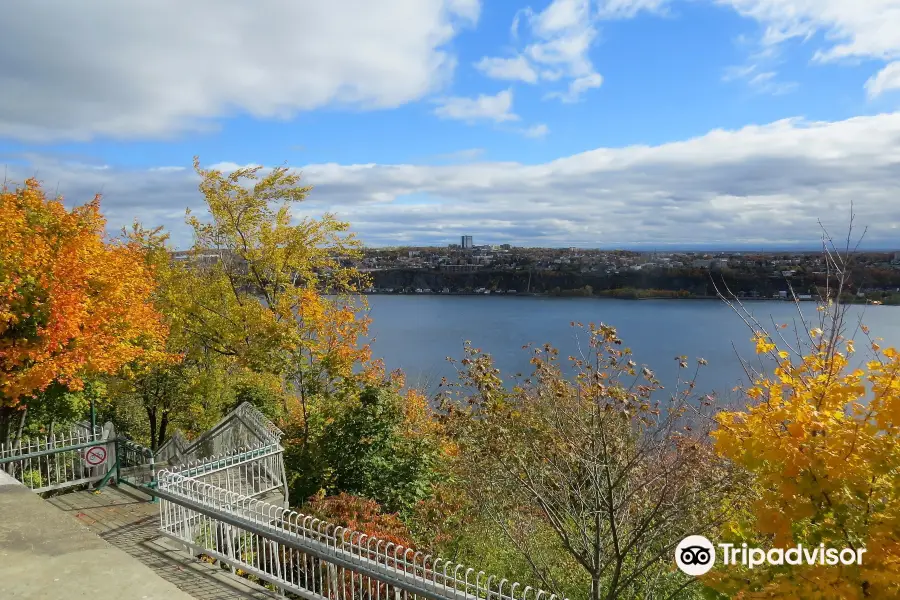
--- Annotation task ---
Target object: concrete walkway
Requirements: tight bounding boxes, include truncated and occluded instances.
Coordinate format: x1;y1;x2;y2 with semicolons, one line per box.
0;471;195;600
0;472;278;600
47;484;278;600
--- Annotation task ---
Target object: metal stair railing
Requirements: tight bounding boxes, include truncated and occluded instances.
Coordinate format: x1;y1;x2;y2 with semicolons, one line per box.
170;441;286;501
155;465;565;600
235;402;283;445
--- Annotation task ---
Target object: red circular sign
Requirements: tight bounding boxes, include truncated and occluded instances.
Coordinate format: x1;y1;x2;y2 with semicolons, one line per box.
84;445;108;467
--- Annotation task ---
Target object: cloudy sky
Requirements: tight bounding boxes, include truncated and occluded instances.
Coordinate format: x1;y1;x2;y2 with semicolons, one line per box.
2;0;899;249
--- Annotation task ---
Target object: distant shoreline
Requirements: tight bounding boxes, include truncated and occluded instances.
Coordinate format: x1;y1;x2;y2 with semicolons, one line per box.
359;292;900;306
359;291;873;303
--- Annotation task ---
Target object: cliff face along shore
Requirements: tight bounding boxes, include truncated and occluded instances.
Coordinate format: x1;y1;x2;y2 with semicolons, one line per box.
367;268;900;302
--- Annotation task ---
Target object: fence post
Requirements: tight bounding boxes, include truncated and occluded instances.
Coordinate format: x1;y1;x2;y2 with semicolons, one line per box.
149;452;158;503
327;563;339;599
104;422;116;488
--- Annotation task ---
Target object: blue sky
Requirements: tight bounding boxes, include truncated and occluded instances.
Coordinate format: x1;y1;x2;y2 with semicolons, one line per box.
1;0;899;249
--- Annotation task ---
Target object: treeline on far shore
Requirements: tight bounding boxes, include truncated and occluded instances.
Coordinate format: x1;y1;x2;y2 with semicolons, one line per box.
365;268;900;304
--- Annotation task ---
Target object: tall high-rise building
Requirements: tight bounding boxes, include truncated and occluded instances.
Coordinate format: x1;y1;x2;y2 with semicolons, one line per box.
461;235;473;249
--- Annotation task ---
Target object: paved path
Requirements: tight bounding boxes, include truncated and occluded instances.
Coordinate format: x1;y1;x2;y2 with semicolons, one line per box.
0;471;196;600
47;485;278;600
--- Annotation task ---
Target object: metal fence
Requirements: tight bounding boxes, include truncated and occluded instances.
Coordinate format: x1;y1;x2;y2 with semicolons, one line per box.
0;424;111;493
170;441;287;503
116;436;157;488
156;466;563;600
235;402;284;445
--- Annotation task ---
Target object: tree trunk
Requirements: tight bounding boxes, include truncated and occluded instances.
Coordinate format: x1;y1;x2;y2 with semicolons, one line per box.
148;408;158;451
0;406;12;445
158;411;169;451
12;407;27;448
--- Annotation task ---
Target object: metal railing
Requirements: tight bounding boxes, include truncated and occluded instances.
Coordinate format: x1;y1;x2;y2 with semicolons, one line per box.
116;436;157;488
236;402;284;445
156;466;563;600
170;441;286;501
0;424;110;493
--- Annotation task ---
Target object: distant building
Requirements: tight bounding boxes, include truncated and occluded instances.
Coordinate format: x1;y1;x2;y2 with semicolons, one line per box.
461;235;474;249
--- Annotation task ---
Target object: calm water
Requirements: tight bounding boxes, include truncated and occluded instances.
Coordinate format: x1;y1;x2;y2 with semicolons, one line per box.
365;296;900;401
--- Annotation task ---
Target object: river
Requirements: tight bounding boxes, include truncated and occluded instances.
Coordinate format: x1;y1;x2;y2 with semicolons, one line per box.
364;295;900;401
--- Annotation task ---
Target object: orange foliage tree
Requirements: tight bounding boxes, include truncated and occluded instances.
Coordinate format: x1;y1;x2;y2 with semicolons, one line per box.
304;491;413;547
0;179;167;437
710;328;900;599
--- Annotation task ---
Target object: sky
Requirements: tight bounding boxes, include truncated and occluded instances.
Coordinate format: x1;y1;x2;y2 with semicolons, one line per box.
1;0;900;250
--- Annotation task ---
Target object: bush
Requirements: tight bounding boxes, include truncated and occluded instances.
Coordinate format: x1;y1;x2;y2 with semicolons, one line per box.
288;385;440;515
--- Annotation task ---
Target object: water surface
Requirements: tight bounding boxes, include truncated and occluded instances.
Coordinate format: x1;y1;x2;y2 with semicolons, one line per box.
365;296;900;401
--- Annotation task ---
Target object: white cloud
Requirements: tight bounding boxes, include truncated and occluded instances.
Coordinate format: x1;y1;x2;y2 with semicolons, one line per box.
475;56;539;83
521;123;550;138
548;73;605;102
434;89;520;122
716;0;900;95
431;148;487;162
479;0;667;101
717;0;900;62
866;61;900;98
492;1;900;99
724;64;797;95
723;64;757;82
477;0;604;103
9;112;900;248
446;0;482;22
595;0;671;19
0;0;480;142
529;0;588;33
432;90;547;136
749;72;797;95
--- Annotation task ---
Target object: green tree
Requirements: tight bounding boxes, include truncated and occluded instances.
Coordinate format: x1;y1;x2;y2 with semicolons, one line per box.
290;384;440;515
21;379;107;437
111;158;374;449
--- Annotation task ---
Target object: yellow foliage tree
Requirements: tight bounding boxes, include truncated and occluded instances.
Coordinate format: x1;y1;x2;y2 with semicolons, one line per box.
182;158;376;418
710;242;900;598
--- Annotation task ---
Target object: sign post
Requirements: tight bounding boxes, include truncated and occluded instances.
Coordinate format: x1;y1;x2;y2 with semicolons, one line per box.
83;445;108;468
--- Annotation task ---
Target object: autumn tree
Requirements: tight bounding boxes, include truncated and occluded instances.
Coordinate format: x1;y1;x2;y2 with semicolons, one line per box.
304;491;413;547
709;226;900;598
0;178;167;441
440;325;740;600
108;219;295;450
181;158;374;411
116;157;385;455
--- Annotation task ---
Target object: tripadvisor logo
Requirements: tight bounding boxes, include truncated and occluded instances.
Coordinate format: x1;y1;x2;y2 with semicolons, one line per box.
676;536;716;576
675;535;867;576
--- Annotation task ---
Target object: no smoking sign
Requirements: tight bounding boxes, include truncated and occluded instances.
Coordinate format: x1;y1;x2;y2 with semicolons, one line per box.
83;445;108;467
